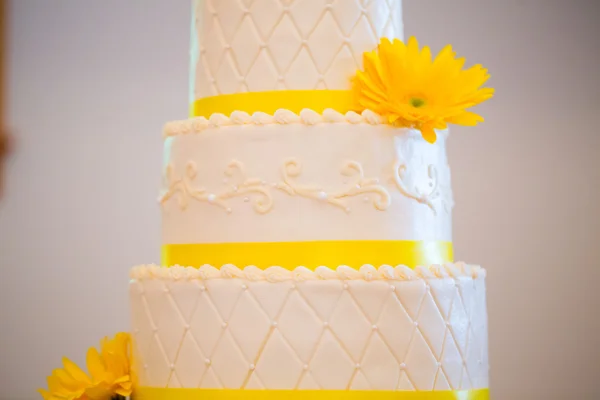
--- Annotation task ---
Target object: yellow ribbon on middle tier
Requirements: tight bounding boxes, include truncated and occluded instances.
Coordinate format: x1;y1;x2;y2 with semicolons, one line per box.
161;240;453;270
190;90;354;118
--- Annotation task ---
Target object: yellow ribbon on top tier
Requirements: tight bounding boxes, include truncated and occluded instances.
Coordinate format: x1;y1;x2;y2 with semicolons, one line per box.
161;240;453;270
134;388;490;400
190;90;354;118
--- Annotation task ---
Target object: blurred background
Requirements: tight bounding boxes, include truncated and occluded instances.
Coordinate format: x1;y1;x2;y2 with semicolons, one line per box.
1;0;599;399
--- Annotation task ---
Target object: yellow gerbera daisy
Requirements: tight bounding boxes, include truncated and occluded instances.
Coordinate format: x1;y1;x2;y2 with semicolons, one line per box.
39;333;132;400
353;37;495;143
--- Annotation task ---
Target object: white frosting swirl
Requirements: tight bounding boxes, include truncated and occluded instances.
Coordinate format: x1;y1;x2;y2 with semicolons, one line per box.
197;265;220;279
209;113;231;127
362;109;384;125
299;109;322;125
251;112;276;125
274;109;301;124
162;109;398;137
190;117;209;132
345;111;363;124
230;111;252;125
263;266;293;282
322;108;345;123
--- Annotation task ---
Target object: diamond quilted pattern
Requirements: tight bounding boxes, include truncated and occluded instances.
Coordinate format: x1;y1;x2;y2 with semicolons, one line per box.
145;336;171;387
227;290;271;361
200;368;222;388
210;330;250;388
347;281;390;321
130;274;488;390
377;292;415;362
247;280;293;319
331;0;362;36
360;333;399;389
310;330;355;389
297;371;320;390
245;373;265;389
328;290;372;361
306;12;344;72
254;330;304;388
428;279;457;320
268;14;302;72
188;294;223;359
448;289;469;356
230;17;262;75
246;51;280;91
172;331;206;388
250;0;284;38
277;289;323;363
396;371;415;390
417;288;447;359
434;372;450;390
403;331;438;390
192;0;404;99
440;331;463;389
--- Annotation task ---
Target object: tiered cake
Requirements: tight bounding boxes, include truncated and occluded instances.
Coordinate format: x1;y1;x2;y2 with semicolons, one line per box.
129;0;490;398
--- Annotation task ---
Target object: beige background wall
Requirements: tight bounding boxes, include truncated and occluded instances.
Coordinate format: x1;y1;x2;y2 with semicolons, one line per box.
1;0;599;399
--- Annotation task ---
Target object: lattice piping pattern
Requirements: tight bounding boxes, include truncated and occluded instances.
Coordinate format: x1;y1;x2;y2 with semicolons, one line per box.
130;273;488;390
191;0;404;99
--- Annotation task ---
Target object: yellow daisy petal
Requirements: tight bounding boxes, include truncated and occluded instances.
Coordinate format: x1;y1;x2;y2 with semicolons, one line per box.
421;123;437;144
86;347;105;383
37;389;52;400
448;111;484;126
61;358;90;385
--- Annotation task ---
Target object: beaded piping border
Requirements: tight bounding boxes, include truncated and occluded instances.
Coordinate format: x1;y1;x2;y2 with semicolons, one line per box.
163;109;450;138
130;263;485;282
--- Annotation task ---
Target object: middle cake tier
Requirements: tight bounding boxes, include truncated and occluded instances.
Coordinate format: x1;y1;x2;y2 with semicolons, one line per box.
161;109;453;269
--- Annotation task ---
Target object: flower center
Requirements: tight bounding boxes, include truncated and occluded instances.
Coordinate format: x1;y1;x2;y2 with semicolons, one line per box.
409;97;426;108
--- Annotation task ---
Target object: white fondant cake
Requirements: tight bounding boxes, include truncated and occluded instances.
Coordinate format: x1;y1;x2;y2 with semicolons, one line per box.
190;0;403;100
128;0;490;398
161;113;452;246
130;264;488;391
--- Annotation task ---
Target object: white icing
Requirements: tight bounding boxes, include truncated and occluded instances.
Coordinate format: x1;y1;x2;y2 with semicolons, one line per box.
345;111;363;124
274;109;301;124
208;113;230;127
161;159;274;214
130;263;486;282
161;157;392;215
162;122;452;244
191;0;404;101
230;111;251;125
250;111;275;125
162;110;445;137
299;108;322;125
130;263;488;390
362;109;384;125
322;108;346;123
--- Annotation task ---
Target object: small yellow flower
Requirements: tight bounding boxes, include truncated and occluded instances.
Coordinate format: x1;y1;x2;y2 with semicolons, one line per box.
39;333;132;400
353;37;495;143
38;357;91;400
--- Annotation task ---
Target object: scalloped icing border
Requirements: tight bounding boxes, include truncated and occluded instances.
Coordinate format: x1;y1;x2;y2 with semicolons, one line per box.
130;263;485;282
163;109;450;138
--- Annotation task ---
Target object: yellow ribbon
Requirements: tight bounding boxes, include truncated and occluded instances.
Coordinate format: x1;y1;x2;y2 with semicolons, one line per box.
134;388;489;400
190;90;353;118
161;240;453;270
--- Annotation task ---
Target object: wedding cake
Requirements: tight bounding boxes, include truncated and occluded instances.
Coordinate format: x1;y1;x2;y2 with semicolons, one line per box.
40;1;493;399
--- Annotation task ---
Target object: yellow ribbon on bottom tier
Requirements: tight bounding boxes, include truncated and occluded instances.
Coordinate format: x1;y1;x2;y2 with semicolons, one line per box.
161;240;453;270
134;388;489;400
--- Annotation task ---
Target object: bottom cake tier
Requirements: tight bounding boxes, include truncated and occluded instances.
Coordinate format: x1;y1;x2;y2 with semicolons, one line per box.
129;263;488;398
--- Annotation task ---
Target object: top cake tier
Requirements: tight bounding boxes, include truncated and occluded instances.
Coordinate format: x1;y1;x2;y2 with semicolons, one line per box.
189;0;403;114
